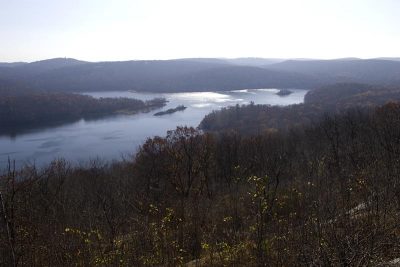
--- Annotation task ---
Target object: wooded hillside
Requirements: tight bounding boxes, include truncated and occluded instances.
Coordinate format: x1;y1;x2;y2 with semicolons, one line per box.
1;103;400;266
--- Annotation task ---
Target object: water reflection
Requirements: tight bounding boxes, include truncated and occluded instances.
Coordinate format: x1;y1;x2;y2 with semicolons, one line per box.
0;89;307;168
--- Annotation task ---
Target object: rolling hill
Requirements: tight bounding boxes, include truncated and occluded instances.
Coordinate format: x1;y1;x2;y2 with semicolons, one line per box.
1;57;400;92
265;59;400;85
0;58;318;92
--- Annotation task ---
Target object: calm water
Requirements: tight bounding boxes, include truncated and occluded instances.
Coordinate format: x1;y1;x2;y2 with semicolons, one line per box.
0;89;307;168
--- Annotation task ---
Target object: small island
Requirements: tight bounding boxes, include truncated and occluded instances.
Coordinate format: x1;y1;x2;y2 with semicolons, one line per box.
276;89;293;96
154;105;187;116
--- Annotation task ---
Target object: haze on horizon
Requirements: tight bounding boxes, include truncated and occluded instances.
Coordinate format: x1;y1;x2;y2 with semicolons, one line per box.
1;0;399;62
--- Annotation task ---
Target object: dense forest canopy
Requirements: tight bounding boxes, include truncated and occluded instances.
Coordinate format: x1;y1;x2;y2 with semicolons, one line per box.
1;102;400;266
200;83;400;134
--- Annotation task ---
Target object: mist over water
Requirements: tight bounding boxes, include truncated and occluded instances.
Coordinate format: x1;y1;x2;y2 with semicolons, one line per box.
0;89;307;168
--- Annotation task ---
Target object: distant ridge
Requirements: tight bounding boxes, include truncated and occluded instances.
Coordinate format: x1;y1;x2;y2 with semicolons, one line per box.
1;57;400;92
375;57;400;61
265;59;400;85
16;58;88;74
0;62;27;67
224;57;285;66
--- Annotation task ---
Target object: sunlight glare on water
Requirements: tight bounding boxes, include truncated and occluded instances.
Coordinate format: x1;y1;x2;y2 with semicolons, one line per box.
172;92;238;103
0;89;308;168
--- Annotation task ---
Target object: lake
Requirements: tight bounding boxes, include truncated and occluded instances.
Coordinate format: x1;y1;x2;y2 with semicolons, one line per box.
0;89;307;169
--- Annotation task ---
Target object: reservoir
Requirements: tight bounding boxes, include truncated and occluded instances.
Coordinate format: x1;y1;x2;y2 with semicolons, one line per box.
0;89;307;168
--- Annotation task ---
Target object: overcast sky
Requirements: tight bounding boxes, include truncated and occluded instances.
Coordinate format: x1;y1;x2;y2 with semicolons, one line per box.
0;0;399;62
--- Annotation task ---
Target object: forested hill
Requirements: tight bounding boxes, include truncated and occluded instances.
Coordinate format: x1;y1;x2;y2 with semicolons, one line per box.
2;103;400;266
200;83;400;134
265;59;400;86
0;89;166;135
0;58;317;92
1;57;400;92
0;62;27;67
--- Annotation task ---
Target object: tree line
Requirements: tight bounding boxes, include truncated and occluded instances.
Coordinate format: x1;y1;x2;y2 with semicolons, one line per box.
1;101;400;266
200;83;400;135
0;90;166;135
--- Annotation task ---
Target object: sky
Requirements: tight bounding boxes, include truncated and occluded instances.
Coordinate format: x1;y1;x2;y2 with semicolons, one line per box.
0;0;399;62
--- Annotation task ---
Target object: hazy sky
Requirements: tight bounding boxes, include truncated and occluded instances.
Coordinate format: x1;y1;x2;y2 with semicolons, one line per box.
0;0;399;62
